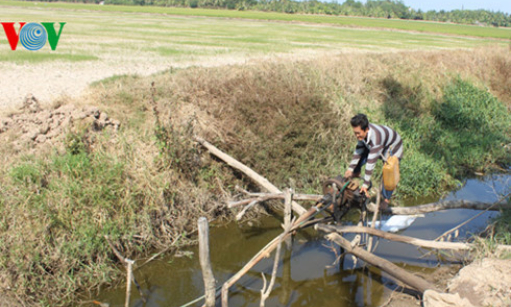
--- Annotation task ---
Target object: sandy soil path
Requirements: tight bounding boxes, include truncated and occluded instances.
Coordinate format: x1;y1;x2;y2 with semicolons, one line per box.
0;49;352;110
0;55;249;110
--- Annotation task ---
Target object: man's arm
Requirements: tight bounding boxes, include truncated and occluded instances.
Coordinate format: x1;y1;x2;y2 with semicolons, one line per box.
361;145;383;188
345;142;365;177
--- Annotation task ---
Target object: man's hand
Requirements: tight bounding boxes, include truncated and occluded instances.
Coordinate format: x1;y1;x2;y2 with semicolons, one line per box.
344;170;353;178
360;186;370;197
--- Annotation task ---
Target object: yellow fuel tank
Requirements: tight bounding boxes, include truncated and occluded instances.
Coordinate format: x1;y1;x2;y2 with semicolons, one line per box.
382;155;400;191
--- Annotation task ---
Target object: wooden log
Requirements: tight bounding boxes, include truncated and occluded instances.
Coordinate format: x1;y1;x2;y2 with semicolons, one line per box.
198;217;216;307
195;137;307;215
316;224;437;293
367;199;511;215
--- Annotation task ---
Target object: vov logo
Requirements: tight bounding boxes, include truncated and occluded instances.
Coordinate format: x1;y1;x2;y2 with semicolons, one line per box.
1;22;66;51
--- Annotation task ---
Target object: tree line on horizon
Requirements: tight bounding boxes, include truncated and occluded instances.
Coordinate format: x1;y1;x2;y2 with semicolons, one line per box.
26;0;511;27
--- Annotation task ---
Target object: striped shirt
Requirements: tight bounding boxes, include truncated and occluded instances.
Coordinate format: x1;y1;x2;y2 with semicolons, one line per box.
347;123;403;188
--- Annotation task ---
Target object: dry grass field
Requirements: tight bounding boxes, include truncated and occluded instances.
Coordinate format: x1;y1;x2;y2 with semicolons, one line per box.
0;1;507;109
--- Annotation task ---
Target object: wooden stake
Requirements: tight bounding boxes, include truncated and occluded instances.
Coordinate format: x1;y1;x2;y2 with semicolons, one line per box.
283;188;293;249
198;217;216;307
367;188;381;253
125;259;134;307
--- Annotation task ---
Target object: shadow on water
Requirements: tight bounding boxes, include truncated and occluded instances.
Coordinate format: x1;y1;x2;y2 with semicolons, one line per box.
91;174;509;307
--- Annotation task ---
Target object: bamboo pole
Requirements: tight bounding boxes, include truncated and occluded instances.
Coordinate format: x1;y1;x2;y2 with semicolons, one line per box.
316;224;437;293
195;137;307;215
198;217;216;307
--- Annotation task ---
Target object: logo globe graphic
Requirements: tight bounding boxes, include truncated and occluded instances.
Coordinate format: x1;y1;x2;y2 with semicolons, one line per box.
19;23;47;51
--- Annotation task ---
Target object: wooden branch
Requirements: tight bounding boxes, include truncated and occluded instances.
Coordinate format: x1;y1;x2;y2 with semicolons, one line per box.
435;194;509;242
317;224;511;254
235;200;259;221
367;199;511;215
260;237;282;307
222;232;287;307
316;224;437;293
104;236;146;304
228;193;322;208
198;217;216;307
232;194;509;217
319;224;473;250
221;202;327;307
104;235;127;263
195;137;307;216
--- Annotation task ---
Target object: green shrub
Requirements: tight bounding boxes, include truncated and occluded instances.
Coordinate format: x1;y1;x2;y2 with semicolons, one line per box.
430;78;510;175
1;140;148;305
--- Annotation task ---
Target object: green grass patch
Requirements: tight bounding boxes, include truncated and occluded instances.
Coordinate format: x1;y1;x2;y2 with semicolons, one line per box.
0;125;211;305
494;207;511;246
3;149;138;305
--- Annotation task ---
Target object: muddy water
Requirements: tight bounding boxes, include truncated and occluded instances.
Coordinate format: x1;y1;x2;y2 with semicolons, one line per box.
93;174;508;307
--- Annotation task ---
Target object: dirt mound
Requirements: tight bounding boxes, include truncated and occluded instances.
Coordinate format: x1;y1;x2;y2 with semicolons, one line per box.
422;258;511;307
447;258;511;307
0;94;120;154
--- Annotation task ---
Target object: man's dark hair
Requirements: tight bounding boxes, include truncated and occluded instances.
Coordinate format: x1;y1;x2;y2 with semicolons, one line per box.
350;113;369;130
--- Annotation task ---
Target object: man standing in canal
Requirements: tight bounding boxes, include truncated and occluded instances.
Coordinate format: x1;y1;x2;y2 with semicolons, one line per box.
344;113;403;210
